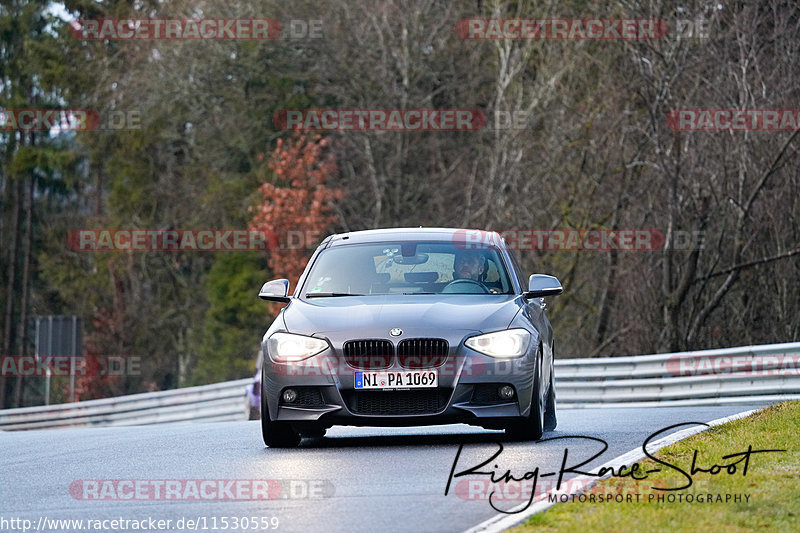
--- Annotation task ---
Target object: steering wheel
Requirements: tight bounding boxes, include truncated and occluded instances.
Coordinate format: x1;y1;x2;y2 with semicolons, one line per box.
441;278;489;294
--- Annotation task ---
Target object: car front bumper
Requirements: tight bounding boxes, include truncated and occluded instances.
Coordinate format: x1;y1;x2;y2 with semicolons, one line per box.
262;344;538;430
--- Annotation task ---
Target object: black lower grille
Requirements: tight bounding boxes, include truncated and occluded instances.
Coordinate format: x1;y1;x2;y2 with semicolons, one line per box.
343;339;393;369
397;338;448;368
345;389;451;415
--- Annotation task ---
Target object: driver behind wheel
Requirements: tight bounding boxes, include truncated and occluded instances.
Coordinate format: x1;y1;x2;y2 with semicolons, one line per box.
453;250;487;281
452;251;501;293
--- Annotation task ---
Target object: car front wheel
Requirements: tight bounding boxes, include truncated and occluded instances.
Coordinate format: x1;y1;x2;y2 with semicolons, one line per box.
261;379;301;448
544;353;557;431
506;346;544;441
261;417;301;447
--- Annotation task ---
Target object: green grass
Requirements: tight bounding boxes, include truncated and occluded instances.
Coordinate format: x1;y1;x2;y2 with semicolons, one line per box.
512;401;800;533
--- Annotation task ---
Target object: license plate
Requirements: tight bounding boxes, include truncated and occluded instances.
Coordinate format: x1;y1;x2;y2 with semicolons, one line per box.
354;370;438;389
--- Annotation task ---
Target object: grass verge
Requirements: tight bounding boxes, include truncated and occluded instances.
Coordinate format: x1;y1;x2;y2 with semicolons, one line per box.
512;401;800;533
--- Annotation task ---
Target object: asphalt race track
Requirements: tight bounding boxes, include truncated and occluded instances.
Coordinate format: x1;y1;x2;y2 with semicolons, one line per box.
1;405;766;533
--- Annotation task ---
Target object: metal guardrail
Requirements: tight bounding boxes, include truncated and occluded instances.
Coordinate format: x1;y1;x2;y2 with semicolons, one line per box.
555;341;800;408
0;378;251;431
1;342;799;430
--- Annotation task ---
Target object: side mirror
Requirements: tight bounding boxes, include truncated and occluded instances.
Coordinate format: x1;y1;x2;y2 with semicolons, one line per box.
524;274;563;299
258;279;291;303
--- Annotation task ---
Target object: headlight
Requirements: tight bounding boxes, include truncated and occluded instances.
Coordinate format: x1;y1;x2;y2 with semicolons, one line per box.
465;328;531;358
267;332;329;362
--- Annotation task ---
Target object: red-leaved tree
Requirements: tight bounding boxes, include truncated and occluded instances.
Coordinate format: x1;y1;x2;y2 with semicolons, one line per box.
249;134;342;306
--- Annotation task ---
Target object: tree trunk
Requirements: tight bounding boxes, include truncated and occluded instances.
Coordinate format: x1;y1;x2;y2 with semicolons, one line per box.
13;175;34;407
3;178;21;356
659;131;681;353
2;177;22;409
94;161;104;216
0;167;6;409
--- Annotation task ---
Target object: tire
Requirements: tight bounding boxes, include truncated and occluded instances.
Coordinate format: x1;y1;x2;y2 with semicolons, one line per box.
506;346;544;441
261;417;301;447
543;371;557;431
260;378;301;448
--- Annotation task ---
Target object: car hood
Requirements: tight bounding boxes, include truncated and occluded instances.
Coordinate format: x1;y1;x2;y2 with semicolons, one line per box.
282;294;523;337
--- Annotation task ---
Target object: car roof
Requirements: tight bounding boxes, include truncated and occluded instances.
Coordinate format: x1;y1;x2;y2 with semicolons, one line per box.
322;227;504;248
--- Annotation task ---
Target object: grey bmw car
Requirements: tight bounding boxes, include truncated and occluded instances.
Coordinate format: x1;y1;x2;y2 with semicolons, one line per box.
257;228;562;447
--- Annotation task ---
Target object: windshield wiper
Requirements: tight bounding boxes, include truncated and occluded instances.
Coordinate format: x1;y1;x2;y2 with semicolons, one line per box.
304;292;365;298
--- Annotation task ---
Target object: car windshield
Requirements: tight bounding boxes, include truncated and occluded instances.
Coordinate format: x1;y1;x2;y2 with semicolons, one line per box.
301;241;514;296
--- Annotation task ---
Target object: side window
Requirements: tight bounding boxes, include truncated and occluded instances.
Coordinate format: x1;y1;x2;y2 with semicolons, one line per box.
507;250;527;291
